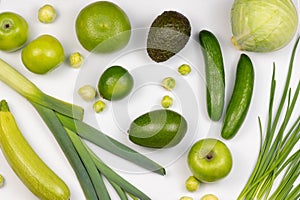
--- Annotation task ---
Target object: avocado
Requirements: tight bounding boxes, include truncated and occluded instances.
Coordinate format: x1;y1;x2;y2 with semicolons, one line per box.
128;109;188;148
147;11;191;62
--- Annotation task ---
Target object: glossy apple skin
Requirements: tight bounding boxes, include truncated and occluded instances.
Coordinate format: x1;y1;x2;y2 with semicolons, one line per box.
187;138;232;182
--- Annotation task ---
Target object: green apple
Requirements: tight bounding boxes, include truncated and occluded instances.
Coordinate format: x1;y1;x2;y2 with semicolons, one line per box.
187;138;232;182
0;12;29;52
21;34;65;74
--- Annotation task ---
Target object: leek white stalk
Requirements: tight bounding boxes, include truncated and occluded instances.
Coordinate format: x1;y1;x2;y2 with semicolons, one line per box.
0;58;84;120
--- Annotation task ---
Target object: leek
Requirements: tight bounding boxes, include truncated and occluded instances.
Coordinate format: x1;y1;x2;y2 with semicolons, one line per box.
0;58;165;199
237;36;300;199
0;59;83;120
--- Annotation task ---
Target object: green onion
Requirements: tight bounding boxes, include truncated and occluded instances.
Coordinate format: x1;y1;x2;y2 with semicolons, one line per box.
0;57;165;199
237;36;300;200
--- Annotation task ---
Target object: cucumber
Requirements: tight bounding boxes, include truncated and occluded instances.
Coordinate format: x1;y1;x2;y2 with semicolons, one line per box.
0;100;70;200
221;54;254;139
199;30;225;121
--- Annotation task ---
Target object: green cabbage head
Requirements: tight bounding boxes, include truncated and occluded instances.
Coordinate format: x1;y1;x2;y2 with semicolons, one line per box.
231;0;298;52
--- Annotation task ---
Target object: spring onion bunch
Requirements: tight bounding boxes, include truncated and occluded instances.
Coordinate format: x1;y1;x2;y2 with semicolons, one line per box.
237;36;300;199
0;58;165;199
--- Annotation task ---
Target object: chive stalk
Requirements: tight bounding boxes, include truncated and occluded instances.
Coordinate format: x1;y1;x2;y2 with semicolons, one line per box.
237;36;300;199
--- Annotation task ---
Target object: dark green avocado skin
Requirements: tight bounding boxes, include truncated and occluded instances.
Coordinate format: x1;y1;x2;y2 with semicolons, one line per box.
147;11;191;62
128;109;188;148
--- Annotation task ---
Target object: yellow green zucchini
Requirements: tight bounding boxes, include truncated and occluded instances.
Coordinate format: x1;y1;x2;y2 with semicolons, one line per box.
0;100;70;200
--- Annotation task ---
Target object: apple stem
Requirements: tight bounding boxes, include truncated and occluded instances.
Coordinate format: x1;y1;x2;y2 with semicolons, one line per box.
205;152;214;160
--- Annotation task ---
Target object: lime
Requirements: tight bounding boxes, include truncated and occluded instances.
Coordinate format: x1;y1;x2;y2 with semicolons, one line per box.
98;65;133;100
21;34;65;74
75;1;131;53
0;12;29;52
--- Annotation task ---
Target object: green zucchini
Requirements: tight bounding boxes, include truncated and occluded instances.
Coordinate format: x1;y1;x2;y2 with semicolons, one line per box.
199;30;225;121
221;54;254;139
0;100;70;200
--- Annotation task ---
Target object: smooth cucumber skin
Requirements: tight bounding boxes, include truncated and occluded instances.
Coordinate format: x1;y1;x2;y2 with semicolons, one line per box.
199;30;225;121
0;112;70;200
128;109;187;148
221;54;254;139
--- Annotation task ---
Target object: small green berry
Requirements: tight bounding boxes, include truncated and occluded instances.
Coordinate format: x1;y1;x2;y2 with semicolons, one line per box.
161;95;173;108
180;196;193;200
78;85;96;101
0;174;4;187
69;52;84;68
185;176;200;192
93;100;106;113
178;64;191;75
200;194;218;200
161;77;176;91
38;4;56;23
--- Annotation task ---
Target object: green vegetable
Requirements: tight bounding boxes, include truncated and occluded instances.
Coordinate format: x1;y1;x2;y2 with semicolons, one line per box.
69;52;84;68
78;85;96;101
38;4;56;23
161;95;173;108
178;64;191;76
221;54;254;139
237;36;300;199
56;113;166;175
199;30;225;121
128;109;187;148
93;100;106;113
147;11;191;62
231;0;298;52
161;77;176;91
185;176;200;192
0;100;70;200
0;58;165;199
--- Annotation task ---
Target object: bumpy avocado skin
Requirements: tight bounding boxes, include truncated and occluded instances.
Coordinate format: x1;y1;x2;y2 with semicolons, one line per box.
147;11;191;62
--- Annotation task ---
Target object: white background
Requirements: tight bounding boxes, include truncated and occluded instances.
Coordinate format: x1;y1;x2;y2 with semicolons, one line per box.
0;0;299;199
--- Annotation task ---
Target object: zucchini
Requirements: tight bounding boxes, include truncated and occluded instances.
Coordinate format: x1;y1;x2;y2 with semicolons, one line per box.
0;100;70;200
199;30;225;121
221;54;254;139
